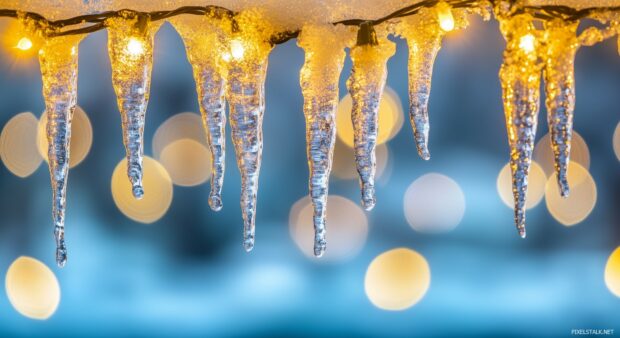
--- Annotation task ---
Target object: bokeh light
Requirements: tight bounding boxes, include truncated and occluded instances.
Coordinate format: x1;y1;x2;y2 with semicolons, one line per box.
331;138;390;180
37;106;93;168
364;248;430;311
605;247;620;298
545;162;596;226
533;131;590;177
159;138;211;187
336;86;404;148
152;112;206;159
403;173;465;233
496;161;546;209
111;156;173;223
5;256;60;320
0;112;42;177
613;122;620;162
289;195;368;261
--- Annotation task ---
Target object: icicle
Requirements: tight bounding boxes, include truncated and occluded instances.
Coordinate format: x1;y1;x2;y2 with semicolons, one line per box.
225;11;274;252
39;35;83;267
398;5;468;160
542;20;579;197
498;14;543;238
171;13;231;211
298;24;353;257
107;14;161;199
347;23;395;210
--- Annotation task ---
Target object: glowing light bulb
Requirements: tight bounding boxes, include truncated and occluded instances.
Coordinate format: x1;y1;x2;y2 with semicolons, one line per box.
222;51;231;62
519;33;536;53
230;39;245;60
126;37;145;57
16;37;33;51
436;2;455;32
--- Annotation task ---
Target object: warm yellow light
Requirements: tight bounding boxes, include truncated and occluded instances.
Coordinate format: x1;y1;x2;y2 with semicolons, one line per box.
230;39;245;60
533;131;590;177
126;37;145;57
519;33;536;53
159;138;211;187
289;195;368;261
337;86;404;148
16;37;32;51
5;256;60;320
605;247;620;298
0;112;42;177
497;161;546;210
545;162;596;226
365;248;431;311
436;2;455;32
111;156;173;223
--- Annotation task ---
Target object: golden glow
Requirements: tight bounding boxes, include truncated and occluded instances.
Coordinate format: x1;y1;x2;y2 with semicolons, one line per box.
519;33;536;53
497;161;546;209
332;139;390;180
126;37;145;57
16;37;32;51
0;112;42;177
533;131;590;177
365;248;430;311
37;106;93;168
5;256;60;320
404;173;465;233
159;139;211;187
230;39;245;60
605;247;620;298
152;112;206;159
436;2;455;32
545;162;596;226
289;195;368;261
111;156;173;223
337;86;404;148
613;122;620;162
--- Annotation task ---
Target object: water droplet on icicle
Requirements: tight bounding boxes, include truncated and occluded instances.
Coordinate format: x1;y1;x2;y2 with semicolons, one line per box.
171;13;231;211
498;14;543;238
347;23;395;211
107;14;161;200
298;24;353;257
397;5;466;161
225;11;274;252
543;20;579;198
39;35;83;267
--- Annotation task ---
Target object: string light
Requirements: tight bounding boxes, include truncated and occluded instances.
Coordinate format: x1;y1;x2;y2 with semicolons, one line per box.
126;37;145;57
230;39;245;60
519;33;536;53
15;37;32;50
436;2;455;32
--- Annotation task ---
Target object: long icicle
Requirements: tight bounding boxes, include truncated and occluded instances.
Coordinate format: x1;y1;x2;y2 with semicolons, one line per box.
543;20;579;197
171;14;231;211
298;24;352;257
347;23;395;211
107;14;161;199
39;35;83;267
498;14;543;238
226;11;274;251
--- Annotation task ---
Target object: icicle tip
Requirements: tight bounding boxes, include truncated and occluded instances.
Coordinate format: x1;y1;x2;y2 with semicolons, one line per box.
314;238;326;257
243;235;255;252
361;184;376;211
518;226;526;239
209;194;223;211
132;184;144;200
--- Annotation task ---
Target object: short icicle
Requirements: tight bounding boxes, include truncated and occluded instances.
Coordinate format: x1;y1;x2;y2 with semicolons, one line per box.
107;14;161;199
397;4;467;160
543;20;579;197
225;11;274;252
298;24;353;257
39;35;84;267
498;14;543;238
347;23;395;211
171;13;231;211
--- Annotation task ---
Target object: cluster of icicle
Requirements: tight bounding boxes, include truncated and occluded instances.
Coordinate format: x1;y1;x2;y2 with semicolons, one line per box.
25;1;620;266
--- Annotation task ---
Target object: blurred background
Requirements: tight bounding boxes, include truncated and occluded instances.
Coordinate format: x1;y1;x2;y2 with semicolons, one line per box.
0;12;619;337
